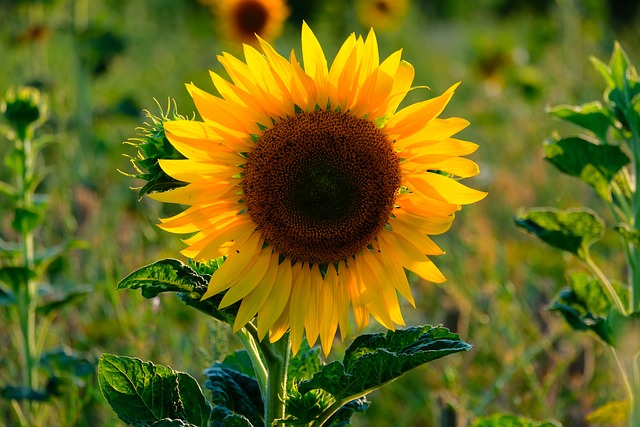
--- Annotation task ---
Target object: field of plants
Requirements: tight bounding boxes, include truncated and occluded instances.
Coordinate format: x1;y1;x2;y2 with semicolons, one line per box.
2;0;640;426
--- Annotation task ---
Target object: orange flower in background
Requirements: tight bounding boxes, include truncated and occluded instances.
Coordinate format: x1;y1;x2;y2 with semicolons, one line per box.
151;23;486;355
356;0;410;32
201;0;289;45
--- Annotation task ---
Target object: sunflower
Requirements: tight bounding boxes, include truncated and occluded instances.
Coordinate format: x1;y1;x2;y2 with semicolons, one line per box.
151;23;486;355
202;0;289;46
356;0;410;32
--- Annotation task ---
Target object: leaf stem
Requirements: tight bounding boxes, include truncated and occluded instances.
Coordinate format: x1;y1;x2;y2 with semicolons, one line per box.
236;326;268;400
629;125;640;312
583;253;627;315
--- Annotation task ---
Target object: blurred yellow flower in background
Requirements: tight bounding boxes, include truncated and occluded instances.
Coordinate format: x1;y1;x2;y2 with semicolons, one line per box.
356;0;410;32
201;0;289;45
151;23;486;355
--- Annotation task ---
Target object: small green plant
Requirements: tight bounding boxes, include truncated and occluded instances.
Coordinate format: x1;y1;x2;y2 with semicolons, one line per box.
0;86;94;426
515;42;640;425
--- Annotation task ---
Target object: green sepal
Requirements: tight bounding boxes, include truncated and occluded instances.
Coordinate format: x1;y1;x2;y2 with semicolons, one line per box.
204;365;263;427
97;354;212;427
117;258;238;326
298;325;471;401
546;102;611;141
470;413;562;427
543;137;629;201
548;271;623;345
514;208;605;261
123;100;189;200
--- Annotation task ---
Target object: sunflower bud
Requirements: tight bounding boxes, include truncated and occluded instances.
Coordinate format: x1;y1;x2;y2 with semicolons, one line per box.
1;86;47;141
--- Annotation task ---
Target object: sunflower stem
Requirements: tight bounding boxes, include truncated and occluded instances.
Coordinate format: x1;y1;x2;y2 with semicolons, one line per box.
260;332;290;427
236;326;268;401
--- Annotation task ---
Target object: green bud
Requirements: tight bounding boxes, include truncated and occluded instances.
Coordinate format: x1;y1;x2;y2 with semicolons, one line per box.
1;86;47;141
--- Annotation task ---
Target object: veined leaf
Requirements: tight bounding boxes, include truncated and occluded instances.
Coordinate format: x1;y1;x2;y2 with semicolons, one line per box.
548;271;622;345
514;208;604;261
117;258;238;325
298;325;470;401
98;354;211;427
204;365;263;427
547;102;611;140
470;413;562;426
544;137;629;201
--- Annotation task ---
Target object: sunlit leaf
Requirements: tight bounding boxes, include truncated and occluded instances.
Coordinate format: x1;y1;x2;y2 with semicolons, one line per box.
298;325;470;401
98;354;211;427
585;400;628;424
117;258;238;325
547;102;611;140
514;208;605;261
548;271;622;345
544;137;629;201
204;365;263;427
615;223;640;246
470;413;562;426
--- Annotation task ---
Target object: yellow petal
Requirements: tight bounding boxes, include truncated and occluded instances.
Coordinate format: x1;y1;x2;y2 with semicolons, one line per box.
406;172;487;204
232;251;280;330
202;232;263;299
147;180;239;205
257;260;293;340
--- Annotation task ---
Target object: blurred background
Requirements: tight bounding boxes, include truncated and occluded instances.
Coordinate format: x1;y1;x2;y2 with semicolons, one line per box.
1;0;639;425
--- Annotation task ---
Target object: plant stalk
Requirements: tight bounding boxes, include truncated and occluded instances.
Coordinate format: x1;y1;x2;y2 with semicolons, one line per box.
260;332;290;427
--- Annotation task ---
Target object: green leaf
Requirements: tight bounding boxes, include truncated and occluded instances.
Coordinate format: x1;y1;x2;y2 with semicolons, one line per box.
298;325;471;401
149;420;198;427
325;397;369;427
34;239;87;276
36;284;93;316
547;102;611;140
470;413;562;427
12;206;44;234
218;351;256;379
548;271;617;345
0;385;49;402
40;347;95;378
0;181;16;199
615;223;640;246
544;137;629;201
117;258;239;325
585;400;628;424
0;266;34;292
219;414;254;427
98;354;212;427
514;208;605;261
0;285;14;306
204;365;263;427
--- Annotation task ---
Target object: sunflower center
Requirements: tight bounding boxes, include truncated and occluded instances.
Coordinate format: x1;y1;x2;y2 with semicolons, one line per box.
232;0;269;38
243;109;401;264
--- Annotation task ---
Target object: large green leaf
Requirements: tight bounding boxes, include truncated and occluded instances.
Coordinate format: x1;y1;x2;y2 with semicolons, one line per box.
298;325;470;401
117;258;238;325
544;137;629;201
470;413;561;427
204;365;263;427
548;272;619;345
514;208;605;261
98;354;211;427
547;102;611;141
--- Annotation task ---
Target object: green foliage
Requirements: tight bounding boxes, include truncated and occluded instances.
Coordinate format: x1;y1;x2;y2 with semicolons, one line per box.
470;414;561;427
547;102;611;141
298;325;471;400
514;208;604;261
204;365;263;427
97;354;212;427
117;258;239;325
548;272;622;345
543;137;629;201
